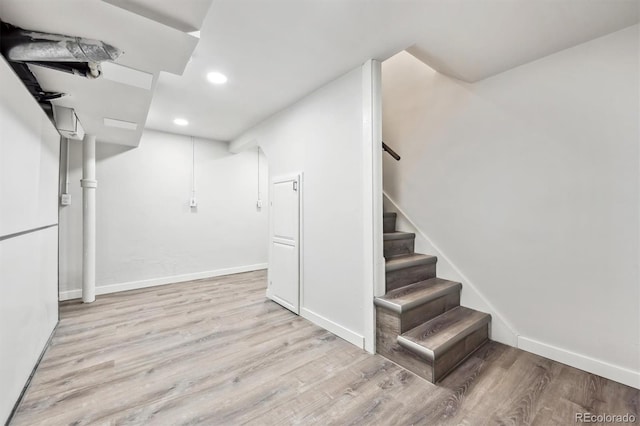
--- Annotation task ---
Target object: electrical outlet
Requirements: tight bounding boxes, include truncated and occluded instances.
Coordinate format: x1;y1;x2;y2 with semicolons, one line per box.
60;193;71;206
256;199;262;208
190;198;197;208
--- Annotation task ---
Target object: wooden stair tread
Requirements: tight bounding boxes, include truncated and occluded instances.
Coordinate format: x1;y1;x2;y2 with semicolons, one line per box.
385;253;437;272
383;232;415;241
378;211;491;382
397;306;490;362
374;278;461;314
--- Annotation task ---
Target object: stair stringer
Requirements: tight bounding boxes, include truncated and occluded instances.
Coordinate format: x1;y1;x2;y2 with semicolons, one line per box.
383;191;518;347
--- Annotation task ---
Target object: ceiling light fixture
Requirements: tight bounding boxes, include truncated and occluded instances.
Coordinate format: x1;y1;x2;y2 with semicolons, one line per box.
207;71;228;85
173;118;189;126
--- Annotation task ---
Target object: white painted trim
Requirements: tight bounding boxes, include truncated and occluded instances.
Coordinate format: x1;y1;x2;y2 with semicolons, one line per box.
360;60;383;355
271;174;300;185
266;290;297;313
371;61;385;354
298;172;305;315
301;307;365;349
518;336;640;389
59;263;268;301
383;191;519;346
371;61;385;302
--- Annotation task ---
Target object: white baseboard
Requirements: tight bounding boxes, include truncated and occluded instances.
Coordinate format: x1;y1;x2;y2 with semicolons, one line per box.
301;307;365;349
518;336;640;389
59;263;268;301
266;290;298;314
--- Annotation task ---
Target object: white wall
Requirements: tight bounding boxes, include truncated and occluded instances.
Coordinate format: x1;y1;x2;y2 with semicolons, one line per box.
0;57;59;423
59;129;268;299
231;63;380;351
382;25;639;388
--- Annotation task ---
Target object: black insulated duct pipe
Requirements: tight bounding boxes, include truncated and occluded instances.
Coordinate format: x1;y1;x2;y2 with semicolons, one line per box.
0;21;123;121
0;21;122;79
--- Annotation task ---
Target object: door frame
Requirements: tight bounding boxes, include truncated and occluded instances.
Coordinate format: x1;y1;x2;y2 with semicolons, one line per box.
267;172;303;314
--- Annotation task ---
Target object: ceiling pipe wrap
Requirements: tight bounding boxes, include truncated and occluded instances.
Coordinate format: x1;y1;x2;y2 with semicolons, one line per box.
1;21;122;80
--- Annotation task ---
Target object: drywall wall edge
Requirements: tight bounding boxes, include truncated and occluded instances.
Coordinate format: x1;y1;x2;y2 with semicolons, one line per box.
361;59;384;354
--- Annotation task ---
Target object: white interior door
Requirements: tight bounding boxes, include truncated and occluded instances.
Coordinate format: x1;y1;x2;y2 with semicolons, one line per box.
268;174;300;314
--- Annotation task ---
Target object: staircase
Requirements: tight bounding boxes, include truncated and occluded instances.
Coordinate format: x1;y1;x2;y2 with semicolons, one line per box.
375;212;491;383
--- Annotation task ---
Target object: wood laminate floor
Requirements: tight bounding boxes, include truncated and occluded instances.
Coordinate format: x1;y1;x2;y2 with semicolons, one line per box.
10;270;638;425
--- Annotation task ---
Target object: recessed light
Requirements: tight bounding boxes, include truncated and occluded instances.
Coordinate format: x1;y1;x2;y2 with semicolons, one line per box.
207;71;228;85
173;118;189;126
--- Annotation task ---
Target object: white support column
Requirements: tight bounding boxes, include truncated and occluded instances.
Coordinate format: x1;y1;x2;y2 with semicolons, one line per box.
81;134;97;303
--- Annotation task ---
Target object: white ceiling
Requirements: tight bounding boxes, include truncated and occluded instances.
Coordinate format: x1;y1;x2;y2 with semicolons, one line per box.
406;0;640;82
146;0;639;143
0;0;208;146
2;0;638;146
103;0;213;33
145;0;427;141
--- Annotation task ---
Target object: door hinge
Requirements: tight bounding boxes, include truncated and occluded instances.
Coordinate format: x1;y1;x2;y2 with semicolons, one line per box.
293;181;298;191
